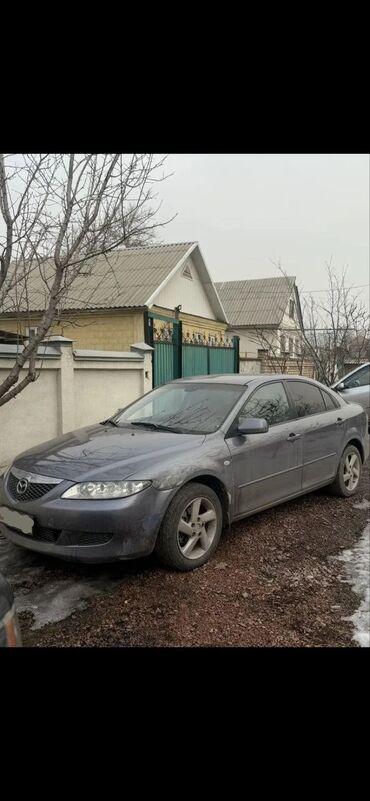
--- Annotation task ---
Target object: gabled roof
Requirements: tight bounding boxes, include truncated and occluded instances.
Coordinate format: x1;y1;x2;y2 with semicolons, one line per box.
3;242;227;323
215;276;301;328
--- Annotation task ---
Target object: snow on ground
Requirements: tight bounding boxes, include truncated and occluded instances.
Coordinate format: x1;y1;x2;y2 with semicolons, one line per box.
336;506;370;648
0;534;125;629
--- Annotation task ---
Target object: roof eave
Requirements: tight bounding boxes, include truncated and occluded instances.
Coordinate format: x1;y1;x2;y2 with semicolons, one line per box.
145;243;229;324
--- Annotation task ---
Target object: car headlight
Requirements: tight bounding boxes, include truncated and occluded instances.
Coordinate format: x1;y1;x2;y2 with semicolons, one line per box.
61;480;151;500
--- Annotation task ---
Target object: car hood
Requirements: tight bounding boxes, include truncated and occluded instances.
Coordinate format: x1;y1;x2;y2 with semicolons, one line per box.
13;423;206;481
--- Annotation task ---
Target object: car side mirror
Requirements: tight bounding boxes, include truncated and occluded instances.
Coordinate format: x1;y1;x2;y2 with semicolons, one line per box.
237;417;269;435
336;382;346;391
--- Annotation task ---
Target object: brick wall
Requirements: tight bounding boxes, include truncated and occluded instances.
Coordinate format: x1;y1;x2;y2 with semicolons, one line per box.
259;354;316;378
0;310;145;352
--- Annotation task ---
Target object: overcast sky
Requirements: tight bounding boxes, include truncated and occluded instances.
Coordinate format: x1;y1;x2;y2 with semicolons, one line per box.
159;154;369;307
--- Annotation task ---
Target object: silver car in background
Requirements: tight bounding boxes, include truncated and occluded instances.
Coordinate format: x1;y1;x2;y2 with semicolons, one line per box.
332;362;370;420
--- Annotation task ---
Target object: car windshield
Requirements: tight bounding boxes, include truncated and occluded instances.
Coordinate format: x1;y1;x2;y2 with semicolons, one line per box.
112;382;245;434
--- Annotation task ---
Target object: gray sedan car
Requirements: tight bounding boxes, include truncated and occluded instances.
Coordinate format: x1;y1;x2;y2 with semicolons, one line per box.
0;374;368;571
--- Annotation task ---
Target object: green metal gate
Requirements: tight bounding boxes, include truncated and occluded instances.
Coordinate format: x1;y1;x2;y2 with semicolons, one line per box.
146;312;239;387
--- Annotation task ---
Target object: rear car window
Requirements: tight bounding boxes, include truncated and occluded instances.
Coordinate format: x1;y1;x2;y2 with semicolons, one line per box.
239;381;292;426
320;389;338;410
287;381;326;417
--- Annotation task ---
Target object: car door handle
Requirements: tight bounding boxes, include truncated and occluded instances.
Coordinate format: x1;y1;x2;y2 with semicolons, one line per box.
287;432;301;441
336;417;344;425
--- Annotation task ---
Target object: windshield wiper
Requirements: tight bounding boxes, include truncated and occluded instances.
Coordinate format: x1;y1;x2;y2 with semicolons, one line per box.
130;420;180;432
100;418;120;427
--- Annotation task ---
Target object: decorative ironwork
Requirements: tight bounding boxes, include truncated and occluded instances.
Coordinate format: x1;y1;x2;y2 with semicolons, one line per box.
182;330;234;348
153;323;174;344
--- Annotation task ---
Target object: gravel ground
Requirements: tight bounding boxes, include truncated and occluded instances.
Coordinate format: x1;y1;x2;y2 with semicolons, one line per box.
10;462;370;647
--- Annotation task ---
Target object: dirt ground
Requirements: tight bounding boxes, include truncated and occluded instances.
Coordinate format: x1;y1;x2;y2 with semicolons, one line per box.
14;460;369;648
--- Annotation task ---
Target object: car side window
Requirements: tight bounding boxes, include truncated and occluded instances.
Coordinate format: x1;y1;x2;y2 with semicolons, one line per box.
344;366;370;388
239;382;292;426
321;389;339;410
287;381;326;417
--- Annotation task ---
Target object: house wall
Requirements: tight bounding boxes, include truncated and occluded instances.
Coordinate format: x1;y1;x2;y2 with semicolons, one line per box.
231;328;278;358
230;298;301;359
0;310;145;352
154;256;217;320
0;340;152;468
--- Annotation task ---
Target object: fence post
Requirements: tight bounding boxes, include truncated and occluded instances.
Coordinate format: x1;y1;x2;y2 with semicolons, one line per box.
49;336;75;435
130;342;154;394
233;336;240;373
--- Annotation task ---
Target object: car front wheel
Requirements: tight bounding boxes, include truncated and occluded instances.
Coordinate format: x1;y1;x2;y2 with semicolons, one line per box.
155;482;223;571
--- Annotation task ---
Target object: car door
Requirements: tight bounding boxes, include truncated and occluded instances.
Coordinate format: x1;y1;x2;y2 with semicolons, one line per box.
226;380;303;516
337;365;370;418
285;380;345;491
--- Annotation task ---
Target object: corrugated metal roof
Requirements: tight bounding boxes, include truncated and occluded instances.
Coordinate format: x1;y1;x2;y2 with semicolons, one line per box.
5;243;196;313
215;276;296;327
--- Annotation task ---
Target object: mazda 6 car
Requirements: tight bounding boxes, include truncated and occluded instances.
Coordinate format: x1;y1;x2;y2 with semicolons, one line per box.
0;374;368;571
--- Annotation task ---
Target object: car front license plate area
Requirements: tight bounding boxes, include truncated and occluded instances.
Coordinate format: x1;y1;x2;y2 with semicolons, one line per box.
0;506;34;536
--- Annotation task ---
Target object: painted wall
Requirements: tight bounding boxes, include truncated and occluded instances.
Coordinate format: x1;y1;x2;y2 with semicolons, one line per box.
0;366;60;468
0;342;152;468
154;256;217;320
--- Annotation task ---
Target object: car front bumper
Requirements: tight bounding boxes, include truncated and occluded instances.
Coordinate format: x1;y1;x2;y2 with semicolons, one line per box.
0;479;174;563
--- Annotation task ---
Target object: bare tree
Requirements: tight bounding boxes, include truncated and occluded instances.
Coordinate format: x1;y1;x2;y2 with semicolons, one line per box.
0;153;173;407
302;262;369;384
246;327;308;376
251;259;369;385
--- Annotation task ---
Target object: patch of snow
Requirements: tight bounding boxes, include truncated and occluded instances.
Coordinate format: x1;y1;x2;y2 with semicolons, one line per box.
14;577;119;630
353;499;370;510
0;534;125;629
336;520;370;648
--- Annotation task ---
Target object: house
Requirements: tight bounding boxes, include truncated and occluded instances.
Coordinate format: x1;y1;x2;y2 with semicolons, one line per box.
1;242;237;387
215;275;305;371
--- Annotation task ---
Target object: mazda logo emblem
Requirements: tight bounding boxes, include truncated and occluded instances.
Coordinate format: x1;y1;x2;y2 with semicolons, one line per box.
16;478;28;495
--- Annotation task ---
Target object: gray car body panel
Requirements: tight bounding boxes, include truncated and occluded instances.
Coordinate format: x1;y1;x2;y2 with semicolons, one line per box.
0;373;368;563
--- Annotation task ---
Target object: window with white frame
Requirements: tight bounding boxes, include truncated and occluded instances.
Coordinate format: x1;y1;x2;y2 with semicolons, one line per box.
26;326;38;339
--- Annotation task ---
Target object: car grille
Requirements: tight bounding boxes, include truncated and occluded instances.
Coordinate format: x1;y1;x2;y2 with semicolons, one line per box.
7;472;57;502
23;525;113;547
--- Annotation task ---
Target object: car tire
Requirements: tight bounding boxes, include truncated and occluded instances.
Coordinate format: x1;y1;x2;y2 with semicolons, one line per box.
330;444;362;497
155;482;223;571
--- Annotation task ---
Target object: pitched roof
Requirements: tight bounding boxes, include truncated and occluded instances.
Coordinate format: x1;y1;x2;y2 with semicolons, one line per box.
215;276;297;327
3;242;227;322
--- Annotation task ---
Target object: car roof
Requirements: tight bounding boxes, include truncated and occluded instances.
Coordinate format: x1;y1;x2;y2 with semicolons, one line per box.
171;373;330;387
